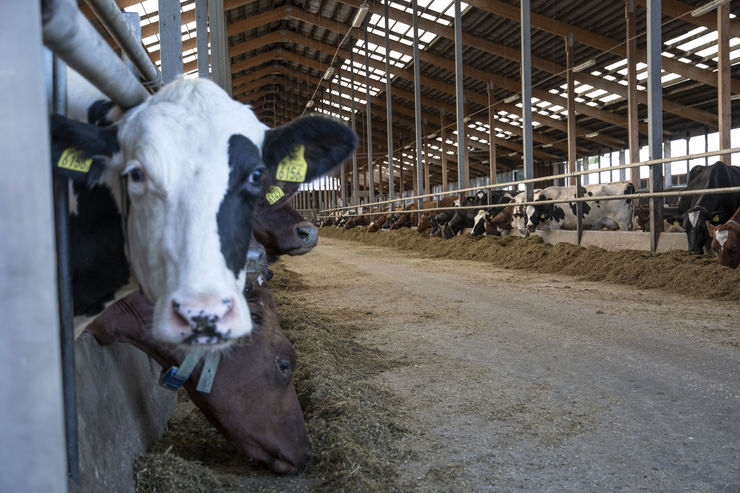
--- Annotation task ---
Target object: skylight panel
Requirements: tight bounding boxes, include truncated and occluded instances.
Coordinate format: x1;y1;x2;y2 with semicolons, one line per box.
678;30;718;53
665;26;706;46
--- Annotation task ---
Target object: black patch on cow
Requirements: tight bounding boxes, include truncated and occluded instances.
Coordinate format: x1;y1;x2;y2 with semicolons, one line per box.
262;115;358;184
677;161;740;254
70;183;130;316
622;182;635;206
217;134;267;276
50;114;119;185
87;99;116;127
569;199;591;218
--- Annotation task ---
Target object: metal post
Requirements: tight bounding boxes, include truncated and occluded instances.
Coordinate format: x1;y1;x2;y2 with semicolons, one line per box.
566;33;582;244
158;0;183;83
350;37;359;208
364;28;374;210
488;80;497;185
440;110;448;191
647;0;664;252
413;0;424;208
208;0;231;95
195;0;209;78
121;12;141;76
521;0;534;202
626;0;640;189
49;52;79;484
1;3;67;491
384;0;395;200
718;3;731;151
664;137;672;188
454;0;466;199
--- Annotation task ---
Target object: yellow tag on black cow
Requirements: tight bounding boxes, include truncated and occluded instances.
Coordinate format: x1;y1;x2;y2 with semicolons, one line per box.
673;221;679;227
275;144;307;182
712;214;720;223
57;148;92;173
266;185;285;205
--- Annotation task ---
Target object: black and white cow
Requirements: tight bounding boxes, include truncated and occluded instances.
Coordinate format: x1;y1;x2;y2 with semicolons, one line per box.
52;76;357;350
523;182;635;233
671;161;740;255
442;190;513;239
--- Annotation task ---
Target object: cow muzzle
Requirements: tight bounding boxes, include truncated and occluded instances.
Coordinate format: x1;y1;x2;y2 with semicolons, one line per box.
167;294;249;346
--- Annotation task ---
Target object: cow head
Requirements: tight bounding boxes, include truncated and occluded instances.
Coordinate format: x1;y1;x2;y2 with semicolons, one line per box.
707;219;740;268
86;287;310;474
253;179;318;259
683;206;719;255
52;78;356;349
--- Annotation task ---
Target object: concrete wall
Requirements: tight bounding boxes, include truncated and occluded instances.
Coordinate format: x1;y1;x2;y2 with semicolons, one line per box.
70;334;175;493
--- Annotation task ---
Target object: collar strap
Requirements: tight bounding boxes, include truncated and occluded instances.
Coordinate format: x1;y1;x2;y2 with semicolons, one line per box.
159;349;221;393
727;219;740;228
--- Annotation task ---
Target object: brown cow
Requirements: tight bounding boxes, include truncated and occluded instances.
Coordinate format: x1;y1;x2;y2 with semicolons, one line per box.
86;285;310;474
417;196;459;234
707;205;740;268
253;180;321;258
389;202;419;229
367;210;393;232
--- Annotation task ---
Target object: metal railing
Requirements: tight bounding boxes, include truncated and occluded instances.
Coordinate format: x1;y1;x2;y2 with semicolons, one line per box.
315;147;740;217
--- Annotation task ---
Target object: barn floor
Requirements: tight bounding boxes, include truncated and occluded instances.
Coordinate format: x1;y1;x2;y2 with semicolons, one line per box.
136;234;739;492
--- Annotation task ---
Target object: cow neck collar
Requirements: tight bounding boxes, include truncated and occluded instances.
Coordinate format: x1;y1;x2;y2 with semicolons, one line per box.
728;219;740;229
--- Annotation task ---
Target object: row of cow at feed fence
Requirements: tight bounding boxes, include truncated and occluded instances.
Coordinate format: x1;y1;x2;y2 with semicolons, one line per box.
321;161;740;269
53;69;360;474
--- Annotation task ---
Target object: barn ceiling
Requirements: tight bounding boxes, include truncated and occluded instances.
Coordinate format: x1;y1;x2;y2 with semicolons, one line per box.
83;0;740;189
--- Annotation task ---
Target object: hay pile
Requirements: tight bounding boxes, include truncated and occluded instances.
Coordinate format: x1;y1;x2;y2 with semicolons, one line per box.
135;265;409;492
319;227;740;301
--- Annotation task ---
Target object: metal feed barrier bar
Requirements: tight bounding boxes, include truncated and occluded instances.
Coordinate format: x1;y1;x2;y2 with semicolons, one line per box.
318;147;740;216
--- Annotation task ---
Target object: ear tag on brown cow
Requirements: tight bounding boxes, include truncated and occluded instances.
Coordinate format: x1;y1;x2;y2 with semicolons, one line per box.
266;185;285;205
712;214;720;223
275;144;307;182
57;148;92;173
195;351;221;393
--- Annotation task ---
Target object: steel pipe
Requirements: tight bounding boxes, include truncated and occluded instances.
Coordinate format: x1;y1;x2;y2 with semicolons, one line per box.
83;0;162;90
42;0;149;109
318;147;740;214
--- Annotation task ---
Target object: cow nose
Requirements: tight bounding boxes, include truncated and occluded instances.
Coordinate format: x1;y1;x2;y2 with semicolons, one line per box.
170;296;237;343
296;222;318;247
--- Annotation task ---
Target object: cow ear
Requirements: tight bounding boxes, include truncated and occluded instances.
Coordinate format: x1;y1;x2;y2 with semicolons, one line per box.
50;114;119;185
261;115;358;184
706;220;716;237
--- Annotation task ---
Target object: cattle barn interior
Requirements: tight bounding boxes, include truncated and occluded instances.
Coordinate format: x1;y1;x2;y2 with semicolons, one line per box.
2;1;739;492
79;0;740;202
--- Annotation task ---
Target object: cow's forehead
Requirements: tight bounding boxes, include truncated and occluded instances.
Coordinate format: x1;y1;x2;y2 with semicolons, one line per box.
118;78;268;168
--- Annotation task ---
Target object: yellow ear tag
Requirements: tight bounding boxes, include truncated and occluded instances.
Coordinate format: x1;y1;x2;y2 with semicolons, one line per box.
540;214;545;219
712;214;720;223
265;185;285;205
275;144;307;182
673;221;679;227
57;148;92;173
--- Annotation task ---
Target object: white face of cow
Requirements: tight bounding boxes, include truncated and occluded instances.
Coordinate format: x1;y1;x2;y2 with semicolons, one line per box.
106;79;270;348
52;77;358;349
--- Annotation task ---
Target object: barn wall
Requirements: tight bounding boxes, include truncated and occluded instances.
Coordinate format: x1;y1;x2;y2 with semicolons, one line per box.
70;334;175;493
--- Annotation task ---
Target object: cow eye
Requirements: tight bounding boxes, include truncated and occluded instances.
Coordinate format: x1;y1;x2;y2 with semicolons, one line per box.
129;167;145;183
275;356;292;378
248;167;265;185
123;161;147;194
